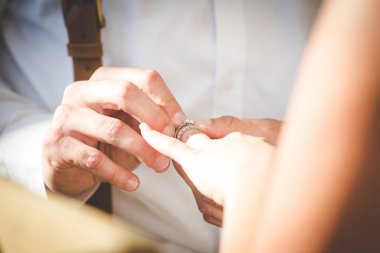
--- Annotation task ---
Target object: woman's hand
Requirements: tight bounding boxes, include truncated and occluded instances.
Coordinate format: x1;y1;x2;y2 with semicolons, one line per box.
140;123;274;206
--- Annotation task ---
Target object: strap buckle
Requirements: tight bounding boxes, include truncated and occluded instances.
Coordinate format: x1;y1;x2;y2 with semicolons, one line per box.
95;0;105;28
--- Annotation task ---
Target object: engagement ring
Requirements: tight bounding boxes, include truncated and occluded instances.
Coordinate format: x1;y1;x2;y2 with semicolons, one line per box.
174;119;200;140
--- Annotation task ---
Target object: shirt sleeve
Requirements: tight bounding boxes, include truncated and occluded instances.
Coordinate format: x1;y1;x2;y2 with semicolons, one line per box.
0;83;103;203
0;83;51;197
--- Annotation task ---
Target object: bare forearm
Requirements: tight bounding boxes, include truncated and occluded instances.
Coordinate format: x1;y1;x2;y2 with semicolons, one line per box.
253;0;380;252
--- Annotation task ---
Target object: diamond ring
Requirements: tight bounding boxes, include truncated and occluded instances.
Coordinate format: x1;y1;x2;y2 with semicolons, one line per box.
174;119;200;140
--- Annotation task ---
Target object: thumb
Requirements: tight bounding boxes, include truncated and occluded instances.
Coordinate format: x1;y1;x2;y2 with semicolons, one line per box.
197;117;282;145
196;116;244;139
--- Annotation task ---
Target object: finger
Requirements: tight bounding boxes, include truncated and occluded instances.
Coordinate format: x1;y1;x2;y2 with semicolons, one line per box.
62;81;174;136
54;105;170;172
140;123;198;164
90;66;186;126
185;131;211;150
202;211;223;227
197;116;282;144
196;116;245;138
174;120;211;148
55;136;140;191
172;161;195;189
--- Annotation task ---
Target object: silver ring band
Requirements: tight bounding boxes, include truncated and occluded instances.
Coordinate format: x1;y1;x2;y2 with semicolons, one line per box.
174;119;200;140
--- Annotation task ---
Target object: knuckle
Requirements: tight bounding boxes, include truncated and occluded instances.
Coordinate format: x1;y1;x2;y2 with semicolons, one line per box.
83;151;104;170
119;81;137;100
220;115;239;130
48;159;62;171
42;135;64;168
143;69;160;86
103;119;125;143
94;65;108;74
91;66;110;79
52;104;73;129
56;137;70;157
63;83;75;98
63;81;87;103
54;104;72;120
62;82;81;99
42;130;62;150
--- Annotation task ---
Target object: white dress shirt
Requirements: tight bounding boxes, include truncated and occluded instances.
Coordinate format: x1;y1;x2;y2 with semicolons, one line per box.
0;0;321;252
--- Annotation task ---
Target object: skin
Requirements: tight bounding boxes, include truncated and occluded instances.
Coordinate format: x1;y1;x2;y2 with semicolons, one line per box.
254;1;380;252
141;0;380;252
43;66;282;227
197;116;281;145
176;117;282;227
140;124;273;207
140;120;275;251
42;67;186;197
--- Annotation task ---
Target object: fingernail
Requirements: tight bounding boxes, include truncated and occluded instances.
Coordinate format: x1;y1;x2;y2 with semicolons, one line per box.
127;177;139;191
173;112;187;126
155;155;170;172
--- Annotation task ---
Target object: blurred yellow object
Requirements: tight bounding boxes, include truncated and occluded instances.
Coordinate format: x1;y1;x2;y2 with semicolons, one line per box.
0;178;160;253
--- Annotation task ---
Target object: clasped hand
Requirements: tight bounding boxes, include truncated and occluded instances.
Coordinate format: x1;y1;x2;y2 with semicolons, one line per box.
42;66;280;227
42;67;185;196
141;117;277;206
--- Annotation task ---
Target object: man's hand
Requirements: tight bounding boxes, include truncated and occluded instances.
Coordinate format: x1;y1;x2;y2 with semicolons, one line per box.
42;67;186;198
192;188;223;227
198;116;282;145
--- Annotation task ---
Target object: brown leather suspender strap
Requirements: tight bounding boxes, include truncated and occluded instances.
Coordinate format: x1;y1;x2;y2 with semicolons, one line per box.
61;0;104;81
61;0;112;214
